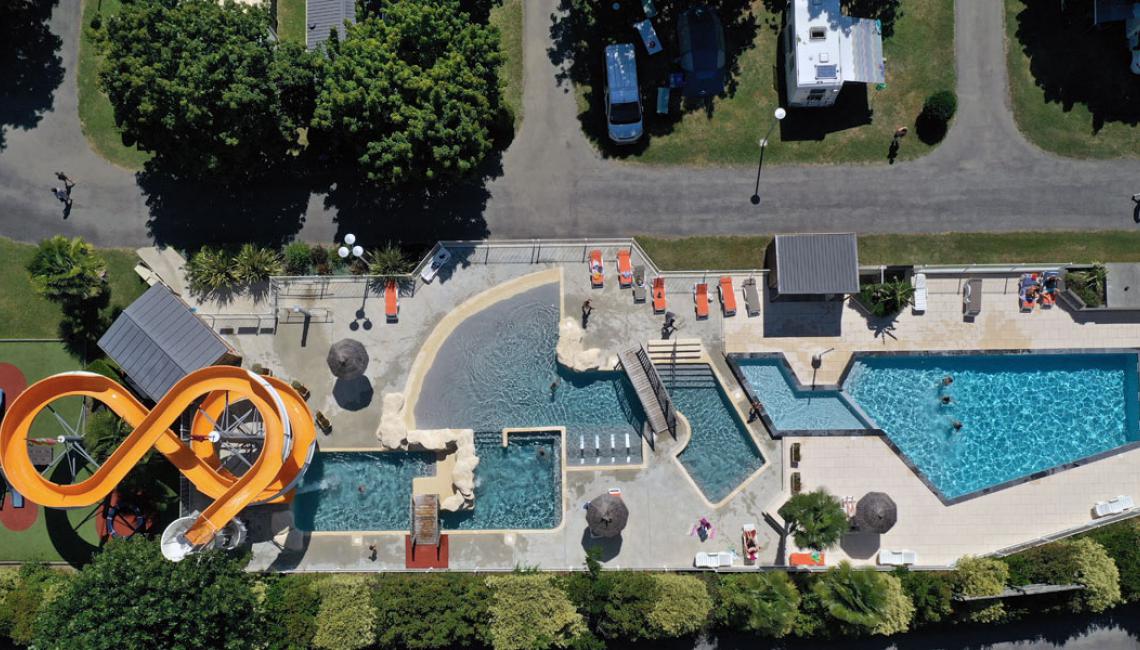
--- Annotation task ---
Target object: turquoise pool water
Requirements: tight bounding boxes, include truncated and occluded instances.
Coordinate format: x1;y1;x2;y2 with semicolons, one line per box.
292;451;435;531
844;352;1140;499
293;431;562;531
667;365;765;503
735;358;867;431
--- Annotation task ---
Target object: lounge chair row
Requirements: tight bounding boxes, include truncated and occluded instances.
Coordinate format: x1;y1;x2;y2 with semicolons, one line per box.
588;250;762;318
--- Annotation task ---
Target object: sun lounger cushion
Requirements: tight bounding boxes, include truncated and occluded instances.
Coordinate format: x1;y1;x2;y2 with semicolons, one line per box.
913;273;927;313
694;552;717;568
879;549;917;566
743;279;760;316
1095;495;1135;517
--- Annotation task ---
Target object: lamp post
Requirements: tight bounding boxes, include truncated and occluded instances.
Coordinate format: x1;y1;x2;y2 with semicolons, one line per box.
337;233;365;262
750;107;786;206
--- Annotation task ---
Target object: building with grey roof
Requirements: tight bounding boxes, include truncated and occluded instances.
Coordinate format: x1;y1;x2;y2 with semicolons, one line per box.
98;285;239;402
766;233;859;299
307;0;356;51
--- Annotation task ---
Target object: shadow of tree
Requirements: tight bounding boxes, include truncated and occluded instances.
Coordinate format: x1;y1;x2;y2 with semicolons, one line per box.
761;0;903;37
1014;0;1140;132
0;0;63;151
549;0;758;158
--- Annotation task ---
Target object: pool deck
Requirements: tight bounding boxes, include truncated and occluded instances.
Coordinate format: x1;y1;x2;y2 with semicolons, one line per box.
223;250;1140;573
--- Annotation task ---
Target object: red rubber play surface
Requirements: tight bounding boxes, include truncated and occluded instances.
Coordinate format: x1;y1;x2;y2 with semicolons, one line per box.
96;492;151;539
0;362;28;405
0;492;38;531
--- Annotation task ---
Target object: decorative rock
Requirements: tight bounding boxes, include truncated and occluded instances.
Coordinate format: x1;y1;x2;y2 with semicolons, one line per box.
440;493;466;512
556;317;618;371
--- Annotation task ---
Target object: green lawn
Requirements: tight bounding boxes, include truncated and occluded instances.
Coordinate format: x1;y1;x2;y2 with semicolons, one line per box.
1005;0;1140;158
571;0;955;165
638;232;1140;270
0;237;146;340
78;0;151;170
490;0;524;127
276;0;306;45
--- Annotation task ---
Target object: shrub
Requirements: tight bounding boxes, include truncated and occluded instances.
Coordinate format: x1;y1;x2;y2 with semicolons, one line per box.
872;573;914;636
262;575;322;650
714;572;800;638
1003;539;1121;614
486;574;586;650
790;580;831;639
778;489;849;551
953;556;1009;623
283;241;313;275
372;573;491;649
561;554;656;642
232;243;283;284
186;247;234;293
812;562;890;635
1064;264;1107;308
369;243;410;276
1079;519;1140;601
310;245;332;275
646;574;712;639
894;568;953;627
1069;538;1123;613
858;278;915;317
26;236;107;303
85;358;122;383
0;563;70;646
35;539;258;650
313;576;376;650
922;90;957;123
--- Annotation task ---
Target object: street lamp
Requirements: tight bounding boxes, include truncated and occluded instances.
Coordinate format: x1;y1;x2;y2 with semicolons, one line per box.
337;233;364;260
750;107;786;205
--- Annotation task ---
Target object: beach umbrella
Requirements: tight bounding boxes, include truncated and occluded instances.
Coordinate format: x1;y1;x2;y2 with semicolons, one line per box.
586;493;629;538
855;492;897;534
327;339;369;380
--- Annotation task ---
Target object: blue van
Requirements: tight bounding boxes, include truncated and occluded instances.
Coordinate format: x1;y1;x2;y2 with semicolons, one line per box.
604;44;644;144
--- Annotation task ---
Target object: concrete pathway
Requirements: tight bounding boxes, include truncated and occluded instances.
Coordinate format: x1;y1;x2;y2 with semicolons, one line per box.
1;0;1138;248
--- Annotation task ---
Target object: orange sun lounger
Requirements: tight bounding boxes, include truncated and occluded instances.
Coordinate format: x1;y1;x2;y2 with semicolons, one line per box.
385;279;399;322
694;283;709;319
789;552;826;567
651;277;667;313
617;250;633;288
718;276;736;317
589;250;604;288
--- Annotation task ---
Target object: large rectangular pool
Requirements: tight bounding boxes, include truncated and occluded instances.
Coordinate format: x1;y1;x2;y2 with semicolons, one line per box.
844;352;1140;499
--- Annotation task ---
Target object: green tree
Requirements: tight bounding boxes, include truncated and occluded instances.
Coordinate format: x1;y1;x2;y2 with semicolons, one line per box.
283;241;313;275
1002;538;1122;614
232;243;283;284
813;562;890;634
858;278;915;317
0;563;71;646
313;576;376;650
953;556;1009;623
486;574;586;650
368;243;410;276
35;539;259;649
713;572;801;638
872;573;914;636
646;574;712;639
26;236;107;303
894;568;953;627
778;489;849;551
922;89;958;123
1079;519;1140;601
186;247;234;294
561;552;656;642
372;573;491;649
262;575;322;650
98;0;318;179
312;0;503;188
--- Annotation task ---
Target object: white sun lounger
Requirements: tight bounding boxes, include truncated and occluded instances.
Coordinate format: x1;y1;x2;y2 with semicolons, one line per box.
878;549;917;566
694;551;736;568
913;273;927;314
1094;495;1135;518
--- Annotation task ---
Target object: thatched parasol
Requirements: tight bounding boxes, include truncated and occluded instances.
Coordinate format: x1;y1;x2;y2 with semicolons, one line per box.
327;339;369;380
855;492;897;534
586;493;629;538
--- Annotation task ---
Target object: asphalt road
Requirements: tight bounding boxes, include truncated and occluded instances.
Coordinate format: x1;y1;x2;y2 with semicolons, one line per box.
1;0;1137;248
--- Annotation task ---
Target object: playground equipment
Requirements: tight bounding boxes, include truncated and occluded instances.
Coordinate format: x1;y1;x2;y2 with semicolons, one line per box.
0;366;315;560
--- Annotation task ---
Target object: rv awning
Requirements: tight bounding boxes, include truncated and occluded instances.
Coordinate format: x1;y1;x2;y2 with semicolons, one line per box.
842;17;885;84
1094;0;1136;25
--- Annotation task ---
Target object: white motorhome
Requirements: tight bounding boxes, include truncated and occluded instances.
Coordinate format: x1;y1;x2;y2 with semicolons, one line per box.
783;0;885;108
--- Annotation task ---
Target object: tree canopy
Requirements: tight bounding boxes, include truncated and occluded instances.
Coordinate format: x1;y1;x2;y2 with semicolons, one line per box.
99;0;318;179
778;489;849;551
312;0;503;188
714;572;801;638
26;236;107;303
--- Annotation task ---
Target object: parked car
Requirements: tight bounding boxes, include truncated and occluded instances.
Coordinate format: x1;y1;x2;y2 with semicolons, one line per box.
604;43;644;144
677;5;726;98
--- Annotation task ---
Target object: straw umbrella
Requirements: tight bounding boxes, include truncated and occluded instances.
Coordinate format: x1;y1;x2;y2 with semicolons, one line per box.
326;339;369;380
855;492;897;534
586;493;629;538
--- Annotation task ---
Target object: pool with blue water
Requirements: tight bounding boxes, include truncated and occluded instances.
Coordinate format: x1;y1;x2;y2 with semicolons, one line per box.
844;352;1140;499
734;357;867;431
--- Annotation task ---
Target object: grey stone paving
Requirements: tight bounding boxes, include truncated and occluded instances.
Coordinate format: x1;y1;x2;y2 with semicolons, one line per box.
2;1;1139;249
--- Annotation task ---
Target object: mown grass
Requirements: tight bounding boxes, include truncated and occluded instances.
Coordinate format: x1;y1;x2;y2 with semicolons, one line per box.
490;0;525;127
276;0;307;45
77;0;151;170
1004;0;1140;159
637;232;1140;270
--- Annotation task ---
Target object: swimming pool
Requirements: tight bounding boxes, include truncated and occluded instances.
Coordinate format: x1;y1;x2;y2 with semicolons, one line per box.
734;357;867;431
844;352;1140;499
293;451;435;531
666;364;765;503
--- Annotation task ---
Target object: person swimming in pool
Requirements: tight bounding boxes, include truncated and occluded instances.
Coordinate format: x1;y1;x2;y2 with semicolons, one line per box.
951;420;963;431
942;375;954;386
358;484;366;495
941;395;952;406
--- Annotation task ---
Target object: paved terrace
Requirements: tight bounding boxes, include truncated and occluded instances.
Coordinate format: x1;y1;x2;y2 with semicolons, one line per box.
196;244;1140;572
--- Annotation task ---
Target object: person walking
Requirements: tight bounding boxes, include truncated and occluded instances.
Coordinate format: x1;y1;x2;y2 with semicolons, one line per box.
1132;193;1140;204
581;299;593;329
55;171;76;195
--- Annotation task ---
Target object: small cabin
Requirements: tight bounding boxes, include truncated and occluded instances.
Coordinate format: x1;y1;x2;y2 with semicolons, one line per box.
783;0;885;108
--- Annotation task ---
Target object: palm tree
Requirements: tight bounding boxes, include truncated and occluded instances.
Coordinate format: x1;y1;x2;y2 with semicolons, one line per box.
232;244;282;284
813;561;889;631
368;242;409;276
777;489;849;551
26;236;107;303
715;572;801;637
186;247;233;294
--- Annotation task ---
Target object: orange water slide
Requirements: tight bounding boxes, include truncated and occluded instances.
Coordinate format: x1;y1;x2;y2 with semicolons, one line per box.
0;367;315;548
